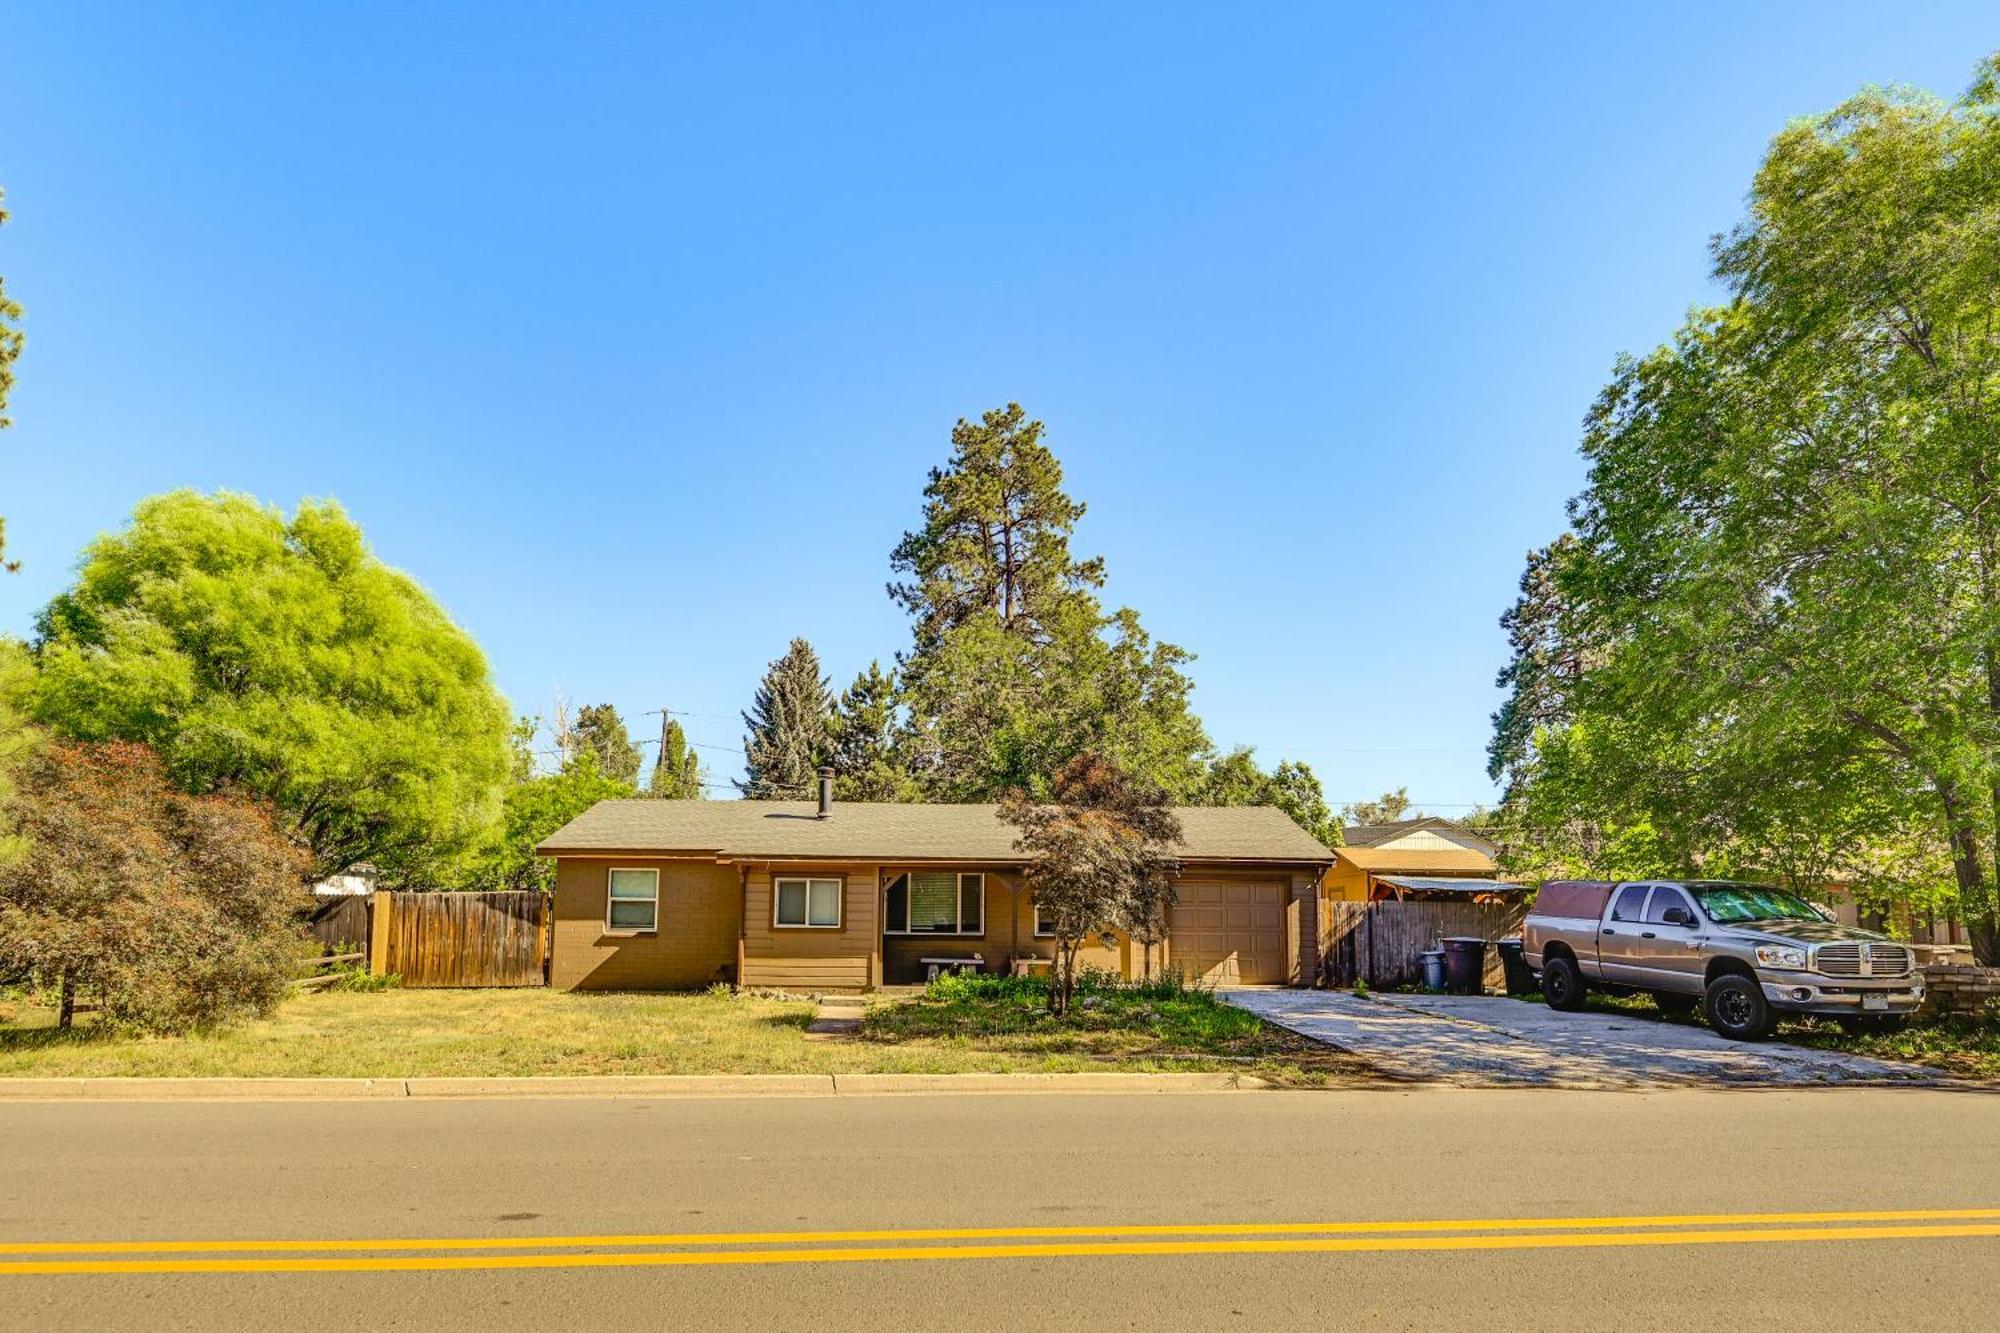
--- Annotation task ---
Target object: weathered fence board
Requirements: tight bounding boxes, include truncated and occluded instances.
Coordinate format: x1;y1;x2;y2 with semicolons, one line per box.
1322;900;1527;990
304;895;372;953
378;891;547;988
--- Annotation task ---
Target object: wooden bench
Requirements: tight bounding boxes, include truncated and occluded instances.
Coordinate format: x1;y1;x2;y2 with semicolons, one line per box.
921;955;985;982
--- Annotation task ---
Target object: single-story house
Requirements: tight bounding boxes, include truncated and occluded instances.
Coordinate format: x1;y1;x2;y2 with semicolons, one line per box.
535;780;1335;991
1322;816;1520;905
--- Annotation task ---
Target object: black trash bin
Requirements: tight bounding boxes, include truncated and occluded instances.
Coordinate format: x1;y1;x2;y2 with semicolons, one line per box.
1496;938;1534;996
1440;936;1488;995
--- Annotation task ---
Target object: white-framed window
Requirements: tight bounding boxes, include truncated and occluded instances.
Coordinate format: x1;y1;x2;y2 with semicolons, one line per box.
1034;900;1056;937
606;867;659;933
774;876;843;929
883;871;984;935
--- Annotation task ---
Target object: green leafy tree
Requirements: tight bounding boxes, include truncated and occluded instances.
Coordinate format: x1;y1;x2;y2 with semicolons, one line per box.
0;186;26;571
462;753;634;893
0;742;309;1032
1198;747;1340;847
571;703;642;786
829;662;919;801
740;638;832;798
1492;58;2000;959
894;406;1213;800
1000;752;1181;1015
28;491;513;881
1341;789;1416;828
647;715;708;799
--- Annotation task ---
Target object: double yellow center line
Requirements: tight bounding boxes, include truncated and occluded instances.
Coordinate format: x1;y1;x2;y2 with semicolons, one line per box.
4;1209;1996;1275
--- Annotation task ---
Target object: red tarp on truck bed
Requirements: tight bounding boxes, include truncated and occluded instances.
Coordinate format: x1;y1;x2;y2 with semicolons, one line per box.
1533;879;1616;920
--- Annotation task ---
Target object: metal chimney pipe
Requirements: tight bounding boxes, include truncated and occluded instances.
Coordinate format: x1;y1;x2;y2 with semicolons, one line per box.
816;766;833;819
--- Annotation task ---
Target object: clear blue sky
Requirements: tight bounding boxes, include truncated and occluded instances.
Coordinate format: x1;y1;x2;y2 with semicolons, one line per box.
3;5;1994;806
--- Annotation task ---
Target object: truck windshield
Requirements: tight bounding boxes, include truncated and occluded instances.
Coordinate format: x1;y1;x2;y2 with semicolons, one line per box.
1690;884;1827;924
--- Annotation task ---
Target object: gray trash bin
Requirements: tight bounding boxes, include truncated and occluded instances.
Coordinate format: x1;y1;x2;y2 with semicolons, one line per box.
1418;949;1447;992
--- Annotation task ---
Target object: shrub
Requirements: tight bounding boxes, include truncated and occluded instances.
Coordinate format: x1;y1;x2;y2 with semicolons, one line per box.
0;742;311;1032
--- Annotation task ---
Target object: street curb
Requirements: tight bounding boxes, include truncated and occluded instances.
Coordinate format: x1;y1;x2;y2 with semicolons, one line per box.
0;1071;1270;1102
829;1072;1265;1094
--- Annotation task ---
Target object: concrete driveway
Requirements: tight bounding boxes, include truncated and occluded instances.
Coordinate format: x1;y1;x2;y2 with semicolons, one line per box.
1224;989;1950;1088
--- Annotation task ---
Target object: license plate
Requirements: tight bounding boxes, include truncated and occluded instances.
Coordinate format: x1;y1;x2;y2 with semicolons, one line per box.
1861;994;1889;1011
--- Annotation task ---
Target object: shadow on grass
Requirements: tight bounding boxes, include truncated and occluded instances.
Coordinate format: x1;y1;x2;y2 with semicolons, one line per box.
0;1023;120;1054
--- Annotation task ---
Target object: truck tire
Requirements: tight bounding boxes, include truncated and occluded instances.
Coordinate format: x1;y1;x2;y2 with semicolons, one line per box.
1542;955;1587;1012
1704;973;1774;1041
1652;992;1697;1019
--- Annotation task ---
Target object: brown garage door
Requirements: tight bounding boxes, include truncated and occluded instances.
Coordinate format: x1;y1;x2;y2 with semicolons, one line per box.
1169;881;1286;985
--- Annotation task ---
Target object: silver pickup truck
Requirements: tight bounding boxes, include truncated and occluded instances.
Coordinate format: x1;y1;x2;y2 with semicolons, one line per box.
1522;879;1925;1040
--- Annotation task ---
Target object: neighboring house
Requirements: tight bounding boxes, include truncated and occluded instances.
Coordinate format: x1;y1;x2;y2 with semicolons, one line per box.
534;779;1335;991
312;864;379;898
1322;817;1519;904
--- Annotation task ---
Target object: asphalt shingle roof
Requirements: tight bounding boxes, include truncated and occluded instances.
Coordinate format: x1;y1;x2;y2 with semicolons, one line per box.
537;799;1335;864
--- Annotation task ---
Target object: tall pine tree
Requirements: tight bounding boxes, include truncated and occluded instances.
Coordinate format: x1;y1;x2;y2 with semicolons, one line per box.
889;403;1105;650
891;405;1212;800
829;661;918;802
570;703;642;787
740;638;832;799
647;715;707;799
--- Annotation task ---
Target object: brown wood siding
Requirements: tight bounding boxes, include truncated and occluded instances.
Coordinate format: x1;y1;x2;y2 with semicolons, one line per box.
740;864;878;991
550;857;740;991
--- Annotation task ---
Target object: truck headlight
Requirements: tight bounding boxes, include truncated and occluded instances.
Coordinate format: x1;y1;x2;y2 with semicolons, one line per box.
1754;945;1809;970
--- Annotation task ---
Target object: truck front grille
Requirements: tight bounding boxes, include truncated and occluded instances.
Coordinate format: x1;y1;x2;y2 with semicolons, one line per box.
1814;943;1912;978
1866;943;1913;976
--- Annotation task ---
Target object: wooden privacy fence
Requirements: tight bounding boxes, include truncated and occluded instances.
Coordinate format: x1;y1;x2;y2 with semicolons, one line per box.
1322;900;1527;991
369;891;548;988
304;894;371;952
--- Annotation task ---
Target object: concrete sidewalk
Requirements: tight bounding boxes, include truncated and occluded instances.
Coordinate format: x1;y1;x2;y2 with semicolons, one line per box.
0;1071;1268;1102
1225;989;1953;1088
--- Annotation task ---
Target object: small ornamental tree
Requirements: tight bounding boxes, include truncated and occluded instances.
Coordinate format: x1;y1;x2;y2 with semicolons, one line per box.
0;742;310;1032
1000;752;1181;1015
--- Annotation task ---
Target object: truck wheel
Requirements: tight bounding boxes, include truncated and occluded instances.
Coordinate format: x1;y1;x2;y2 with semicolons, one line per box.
1542;956;1587;1012
1704;974;1773;1041
1653;992;1697;1019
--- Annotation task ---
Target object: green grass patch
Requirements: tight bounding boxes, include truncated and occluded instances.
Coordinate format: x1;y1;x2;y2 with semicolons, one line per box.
1787;1014;2000;1080
0;979;1374;1084
859;970;1368;1086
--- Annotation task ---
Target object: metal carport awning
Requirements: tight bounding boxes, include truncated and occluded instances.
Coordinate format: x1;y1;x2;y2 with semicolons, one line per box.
1372;876;1523;895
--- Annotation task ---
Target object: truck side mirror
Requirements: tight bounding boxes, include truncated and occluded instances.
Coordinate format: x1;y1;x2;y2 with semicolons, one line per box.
1663;906;1695;927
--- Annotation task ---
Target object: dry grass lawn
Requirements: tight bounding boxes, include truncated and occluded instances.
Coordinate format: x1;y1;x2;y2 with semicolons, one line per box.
0;985;1372;1084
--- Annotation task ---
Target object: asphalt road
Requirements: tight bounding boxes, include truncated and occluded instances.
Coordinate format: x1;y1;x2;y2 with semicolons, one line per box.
2;1087;1996;1331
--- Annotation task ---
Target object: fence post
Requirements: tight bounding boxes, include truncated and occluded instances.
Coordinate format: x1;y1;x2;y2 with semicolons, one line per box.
368;889;394;976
